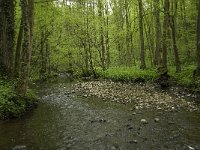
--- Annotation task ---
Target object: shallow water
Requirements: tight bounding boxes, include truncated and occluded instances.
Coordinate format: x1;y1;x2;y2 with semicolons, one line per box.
0;82;200;150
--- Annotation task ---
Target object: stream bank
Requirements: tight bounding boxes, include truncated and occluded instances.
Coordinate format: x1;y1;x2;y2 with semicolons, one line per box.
73;80;199;112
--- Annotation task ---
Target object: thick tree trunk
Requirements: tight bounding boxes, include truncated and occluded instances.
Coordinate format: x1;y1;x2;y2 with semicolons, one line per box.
0;0;15;75
16;0;34;96
154;0;161;66
169;0;181;73
138;0;146;69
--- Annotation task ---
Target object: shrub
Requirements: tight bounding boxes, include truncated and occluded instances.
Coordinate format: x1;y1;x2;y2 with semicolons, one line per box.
0;79;38;120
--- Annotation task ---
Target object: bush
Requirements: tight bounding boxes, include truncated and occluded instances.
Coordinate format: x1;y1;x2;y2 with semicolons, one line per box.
0;79;38;120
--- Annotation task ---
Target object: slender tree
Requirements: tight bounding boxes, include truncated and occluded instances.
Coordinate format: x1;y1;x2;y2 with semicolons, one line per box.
14;18;24;78
162;0;170;70
170;0;181;72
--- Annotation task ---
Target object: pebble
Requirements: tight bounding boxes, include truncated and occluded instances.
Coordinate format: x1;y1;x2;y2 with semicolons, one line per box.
129;140;138;144
188;146;195;150
141;119;148;124
110;146;117;150
154;118;160;122
128;126;133;130
99;119;107;123
132;112;137;115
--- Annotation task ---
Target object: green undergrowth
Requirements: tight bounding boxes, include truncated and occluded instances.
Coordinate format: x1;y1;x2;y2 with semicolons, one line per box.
0;78;38;120
96;66;200;92
96;67;158;82
169;65;200;92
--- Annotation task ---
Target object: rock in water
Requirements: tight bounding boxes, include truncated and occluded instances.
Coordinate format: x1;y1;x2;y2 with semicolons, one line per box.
129;140;138;144
154;118;160;122
188;146;195;150
132;112;137;115
141;119;148;124
110;146;117;150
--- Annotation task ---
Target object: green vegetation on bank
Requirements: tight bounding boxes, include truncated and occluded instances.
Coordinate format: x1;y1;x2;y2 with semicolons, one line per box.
0;77;38;120
96;65;200;92
96;67;158;82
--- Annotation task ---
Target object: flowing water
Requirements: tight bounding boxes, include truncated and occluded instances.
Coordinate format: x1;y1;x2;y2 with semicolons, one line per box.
0;81;200;150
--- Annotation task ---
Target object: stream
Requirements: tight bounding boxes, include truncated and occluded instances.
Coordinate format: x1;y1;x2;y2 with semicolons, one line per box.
0;81;200;150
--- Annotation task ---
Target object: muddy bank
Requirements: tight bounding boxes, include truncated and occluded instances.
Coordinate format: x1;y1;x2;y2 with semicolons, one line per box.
73;80;199;112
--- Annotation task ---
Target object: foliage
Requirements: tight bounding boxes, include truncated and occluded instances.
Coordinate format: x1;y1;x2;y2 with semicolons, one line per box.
96;67;158;82
169;65;200;92
0;78;38;120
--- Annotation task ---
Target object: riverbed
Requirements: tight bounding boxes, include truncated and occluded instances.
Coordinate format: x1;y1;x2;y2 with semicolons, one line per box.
0;81;200;150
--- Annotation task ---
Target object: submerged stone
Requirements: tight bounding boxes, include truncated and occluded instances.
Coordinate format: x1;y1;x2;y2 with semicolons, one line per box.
154;118;160;122
141;119;148;124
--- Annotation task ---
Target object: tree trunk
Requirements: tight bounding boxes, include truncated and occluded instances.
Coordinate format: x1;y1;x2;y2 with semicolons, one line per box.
105;1;110;69
40;31;47;79
196;0;200;73
16;0;34;96
138;0;146;69
162;0;170;70
0;0;15;75
170;1;181;73
154;0;161;66
98;0;106;70
14;18;24;78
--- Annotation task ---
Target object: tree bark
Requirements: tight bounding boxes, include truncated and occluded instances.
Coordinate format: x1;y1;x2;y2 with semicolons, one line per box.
98;0;106;70
162;0;170;70
0;0;15;75
16;0;34;96
14;18;24;78
197;0;200;73
138;0;146;69
154;0;161;66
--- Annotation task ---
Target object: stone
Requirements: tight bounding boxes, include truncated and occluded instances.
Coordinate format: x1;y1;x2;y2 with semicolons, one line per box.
110;146;117;150
129;140;138;144
141;119;148;124
154;118;160;122
128;126;133;130
188;146;195;150
132;112;137;115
